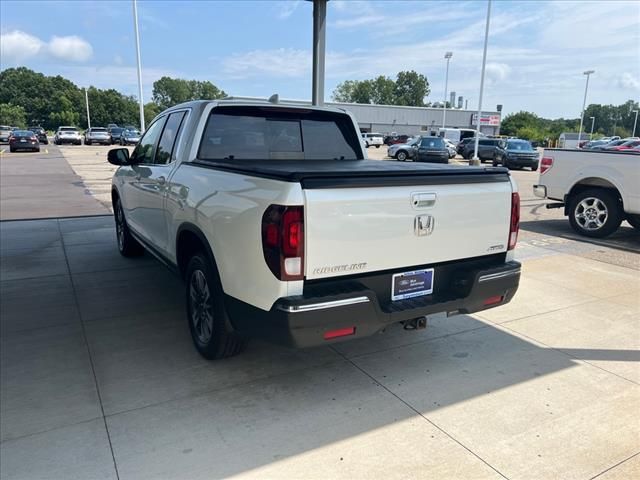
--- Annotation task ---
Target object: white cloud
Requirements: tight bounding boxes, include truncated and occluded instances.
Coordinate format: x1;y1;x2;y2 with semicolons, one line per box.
276;0;301;19
332;14;384;28
0;30;44;60
0;30;93;63
48;35;93;62
485;63;511;84
222;48;310;79
618;73;640;91
113;55;124;66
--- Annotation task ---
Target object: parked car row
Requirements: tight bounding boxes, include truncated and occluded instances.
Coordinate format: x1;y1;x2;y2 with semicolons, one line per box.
53;125;141;146
581;137;640;151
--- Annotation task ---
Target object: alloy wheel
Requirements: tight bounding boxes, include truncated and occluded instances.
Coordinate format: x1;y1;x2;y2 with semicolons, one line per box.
189;269;214;344
575;197;608;231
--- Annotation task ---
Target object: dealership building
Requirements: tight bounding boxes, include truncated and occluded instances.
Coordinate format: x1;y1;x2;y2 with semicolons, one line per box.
228;96;502;136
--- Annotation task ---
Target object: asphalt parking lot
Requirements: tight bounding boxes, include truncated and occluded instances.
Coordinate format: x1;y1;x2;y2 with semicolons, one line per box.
1;144;639;479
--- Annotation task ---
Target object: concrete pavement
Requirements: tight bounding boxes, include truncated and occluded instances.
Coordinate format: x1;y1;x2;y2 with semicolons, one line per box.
0;145;111;220
1;215;638;480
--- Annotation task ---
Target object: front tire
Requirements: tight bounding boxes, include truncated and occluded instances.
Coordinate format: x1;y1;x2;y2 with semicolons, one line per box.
375;145;380;148
114;198;144;257
396;150;408;161
185;253;246;360
568;189;623;238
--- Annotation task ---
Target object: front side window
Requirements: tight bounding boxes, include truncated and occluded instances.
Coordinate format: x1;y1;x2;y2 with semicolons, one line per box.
155;111;187;164
198;106;362;161
130;117;166;164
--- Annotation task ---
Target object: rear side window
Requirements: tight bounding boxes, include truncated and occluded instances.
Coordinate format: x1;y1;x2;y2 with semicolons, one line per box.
420;137;444;148
198;106;362;161
155;111;186;164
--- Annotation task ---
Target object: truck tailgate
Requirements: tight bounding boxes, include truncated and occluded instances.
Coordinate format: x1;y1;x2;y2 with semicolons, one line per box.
304;180;512;279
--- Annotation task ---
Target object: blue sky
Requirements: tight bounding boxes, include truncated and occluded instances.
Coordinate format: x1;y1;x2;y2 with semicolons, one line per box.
1;0;638;118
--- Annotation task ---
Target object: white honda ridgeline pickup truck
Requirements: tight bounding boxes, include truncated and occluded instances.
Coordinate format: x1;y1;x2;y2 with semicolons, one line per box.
108;100;521;359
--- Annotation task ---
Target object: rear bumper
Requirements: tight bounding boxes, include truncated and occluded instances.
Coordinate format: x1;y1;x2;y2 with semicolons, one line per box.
227;260;521;348
57;137;81;144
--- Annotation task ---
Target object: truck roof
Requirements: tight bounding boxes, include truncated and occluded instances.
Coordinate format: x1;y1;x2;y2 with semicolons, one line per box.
164;99;352;116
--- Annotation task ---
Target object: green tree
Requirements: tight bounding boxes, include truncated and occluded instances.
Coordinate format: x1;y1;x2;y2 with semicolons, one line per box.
152;76;226;109
0;103;27;127
370;76;395;105
144;102;161;126
500;111;544;137
393;70;429;106
332;71;429;106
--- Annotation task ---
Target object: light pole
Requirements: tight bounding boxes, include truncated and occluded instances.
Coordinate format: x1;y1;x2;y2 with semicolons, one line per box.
472;0;491;165
589;116;595;140
132;0;145;131
84;87;91;129
632;110;638;137
577;69;595;144
442;51;453;129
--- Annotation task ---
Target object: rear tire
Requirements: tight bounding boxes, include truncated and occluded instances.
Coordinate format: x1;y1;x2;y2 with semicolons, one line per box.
375;145;380;148
114;198;144;257
185;253;247;360
9;147;15;153
531;162;539;171
86;140;91;146
568;188;623;238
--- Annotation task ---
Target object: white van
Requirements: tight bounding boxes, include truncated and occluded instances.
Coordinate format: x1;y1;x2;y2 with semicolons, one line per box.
438;128;476;143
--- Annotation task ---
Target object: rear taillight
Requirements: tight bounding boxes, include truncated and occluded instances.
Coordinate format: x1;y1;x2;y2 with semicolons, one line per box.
540;156;553;174
30;136;37;141
262;205;304;281
508;192;520;250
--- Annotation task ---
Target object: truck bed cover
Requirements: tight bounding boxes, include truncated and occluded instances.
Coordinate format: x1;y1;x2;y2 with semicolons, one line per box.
189;159;510;188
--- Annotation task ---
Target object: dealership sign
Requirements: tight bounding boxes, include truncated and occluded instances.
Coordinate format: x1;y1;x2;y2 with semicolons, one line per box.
471;113;501;126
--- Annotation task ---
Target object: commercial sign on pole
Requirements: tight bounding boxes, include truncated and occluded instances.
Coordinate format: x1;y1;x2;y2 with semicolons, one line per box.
471;113;501;126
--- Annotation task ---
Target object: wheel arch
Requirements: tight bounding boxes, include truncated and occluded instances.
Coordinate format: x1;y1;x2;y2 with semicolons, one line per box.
175;222;218;280
565;177;623;214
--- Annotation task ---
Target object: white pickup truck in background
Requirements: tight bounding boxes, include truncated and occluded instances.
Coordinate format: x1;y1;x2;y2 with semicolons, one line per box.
108;100;521;359
362;132;384;148
534;149;640;237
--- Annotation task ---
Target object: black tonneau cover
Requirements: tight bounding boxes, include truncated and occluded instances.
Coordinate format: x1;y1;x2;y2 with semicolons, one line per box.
189;159;510;189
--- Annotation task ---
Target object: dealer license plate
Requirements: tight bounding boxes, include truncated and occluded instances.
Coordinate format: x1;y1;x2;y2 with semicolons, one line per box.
391;268;434;301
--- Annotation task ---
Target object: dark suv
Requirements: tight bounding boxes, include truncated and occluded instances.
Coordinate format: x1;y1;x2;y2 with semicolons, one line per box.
28;126;49;144
461;138;502;161
493;139;539;170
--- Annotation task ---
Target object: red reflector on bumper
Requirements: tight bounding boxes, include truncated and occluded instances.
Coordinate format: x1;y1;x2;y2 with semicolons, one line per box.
323;327;356;340
483;295;504;306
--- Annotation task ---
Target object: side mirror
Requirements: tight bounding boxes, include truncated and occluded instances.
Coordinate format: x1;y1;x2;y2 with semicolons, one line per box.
107;148;130;166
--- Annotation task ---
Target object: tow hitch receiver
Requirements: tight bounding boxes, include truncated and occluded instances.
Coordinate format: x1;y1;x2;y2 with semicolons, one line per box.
403;316;427;330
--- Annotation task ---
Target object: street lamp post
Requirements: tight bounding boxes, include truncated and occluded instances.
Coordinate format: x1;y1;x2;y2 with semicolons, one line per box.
472;0;491;165
589;116;595;140
442;52;453;129
632;110;639;137
132;0;145;132
84;87;91;130
577;70;595;144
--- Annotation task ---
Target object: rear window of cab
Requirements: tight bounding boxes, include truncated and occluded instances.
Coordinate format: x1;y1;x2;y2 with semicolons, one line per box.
198;106;363;161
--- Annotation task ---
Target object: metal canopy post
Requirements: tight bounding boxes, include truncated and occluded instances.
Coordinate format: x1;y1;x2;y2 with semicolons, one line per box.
311;0;327;106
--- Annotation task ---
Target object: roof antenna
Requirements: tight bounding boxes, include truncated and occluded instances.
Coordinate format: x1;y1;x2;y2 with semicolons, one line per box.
268;93;279;104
